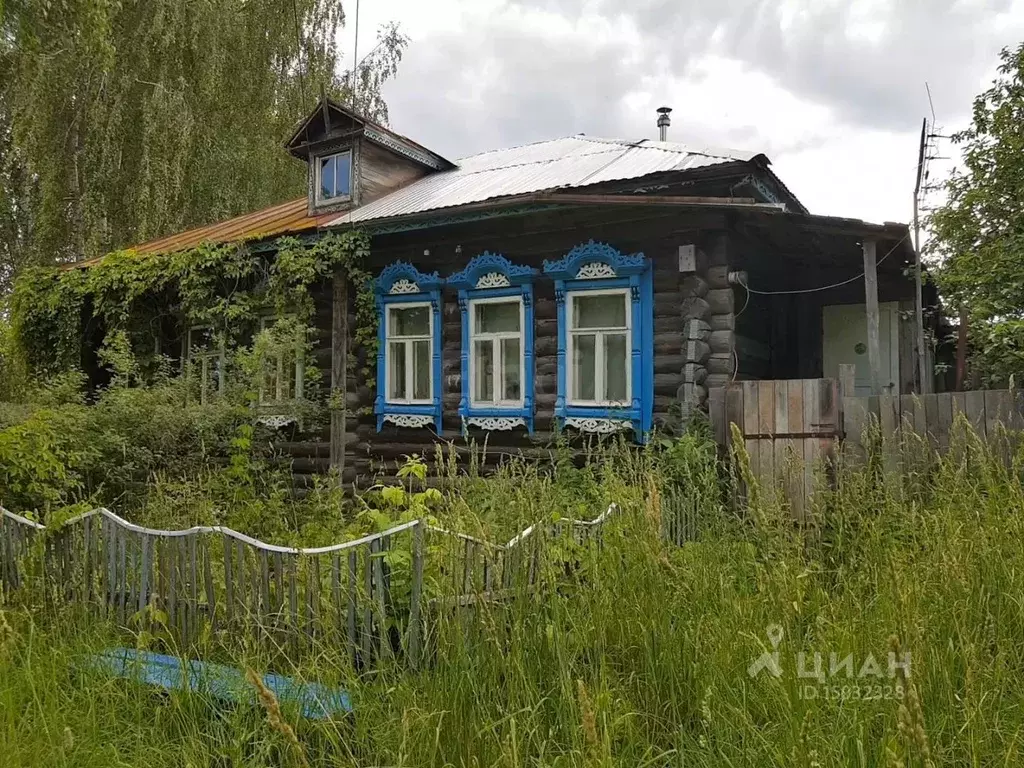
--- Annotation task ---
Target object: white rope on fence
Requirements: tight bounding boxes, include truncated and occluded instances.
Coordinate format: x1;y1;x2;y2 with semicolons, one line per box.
1;506;422;555
0;508;45;530
1;502;620;555
504;503;619;549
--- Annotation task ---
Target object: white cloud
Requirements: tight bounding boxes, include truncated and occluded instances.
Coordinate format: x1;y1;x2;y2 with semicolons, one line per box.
340;0;1024;224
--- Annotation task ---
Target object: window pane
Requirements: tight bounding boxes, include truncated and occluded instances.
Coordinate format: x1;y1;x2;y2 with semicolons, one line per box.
474;339;494;402
604;333;628;402
413;340;431;400
334;152;351;197
572;334;596;401
501;337;521;401
475;301;519;334
189;327;215;352
390;305;429;336
388;341;407;400
320;156;335;199
572;293;627;329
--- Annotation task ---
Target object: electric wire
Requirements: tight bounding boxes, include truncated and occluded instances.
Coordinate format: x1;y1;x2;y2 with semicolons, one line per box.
727;234;907;381
737;235;908;296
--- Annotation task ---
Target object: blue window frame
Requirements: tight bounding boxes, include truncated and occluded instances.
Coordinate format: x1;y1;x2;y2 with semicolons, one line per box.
543;240;653;443
374;262;443;432
448;252;538;434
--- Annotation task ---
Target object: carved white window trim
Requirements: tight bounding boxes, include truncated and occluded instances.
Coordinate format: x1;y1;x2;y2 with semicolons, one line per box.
383;413;434;429
256;415;297;429
564;417;633;434
475;272;512;289
389;279;421;295
465;416;527;431
575;262;617;280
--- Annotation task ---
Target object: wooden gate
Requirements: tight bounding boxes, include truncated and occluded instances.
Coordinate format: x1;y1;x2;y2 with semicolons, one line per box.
709;377;842;518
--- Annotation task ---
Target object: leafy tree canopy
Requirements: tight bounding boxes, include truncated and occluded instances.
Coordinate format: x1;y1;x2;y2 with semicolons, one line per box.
930;42;1024;385
0;0;405;290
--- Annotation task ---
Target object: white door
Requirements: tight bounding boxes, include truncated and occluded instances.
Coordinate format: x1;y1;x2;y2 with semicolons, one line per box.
822;302;900;396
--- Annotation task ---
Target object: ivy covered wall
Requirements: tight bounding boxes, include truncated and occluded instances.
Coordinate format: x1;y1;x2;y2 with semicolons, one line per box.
9;230;376;413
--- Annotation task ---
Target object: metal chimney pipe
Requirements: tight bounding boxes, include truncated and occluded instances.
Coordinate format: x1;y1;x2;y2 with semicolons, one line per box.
656;106;672;141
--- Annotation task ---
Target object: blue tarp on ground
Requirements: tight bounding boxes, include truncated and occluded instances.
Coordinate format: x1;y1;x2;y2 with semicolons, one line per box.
90;648;352;720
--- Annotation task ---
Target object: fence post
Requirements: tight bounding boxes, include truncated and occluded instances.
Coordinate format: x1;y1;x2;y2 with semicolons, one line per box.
408;521;424;670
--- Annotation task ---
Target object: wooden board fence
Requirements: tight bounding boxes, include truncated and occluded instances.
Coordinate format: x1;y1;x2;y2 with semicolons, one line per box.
711;372;1024;514
843;389;1024;457
709;377;843;519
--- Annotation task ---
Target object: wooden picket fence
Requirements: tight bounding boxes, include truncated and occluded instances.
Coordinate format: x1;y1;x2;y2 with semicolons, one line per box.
0;503;618;669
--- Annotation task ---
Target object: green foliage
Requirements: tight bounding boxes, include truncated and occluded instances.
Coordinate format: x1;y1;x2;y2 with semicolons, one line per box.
8;230;373;394
0;313;28;402
930;41;1024;386
0;407;83;511
0;380;247;517
0;0;406;279
6;431;1024;764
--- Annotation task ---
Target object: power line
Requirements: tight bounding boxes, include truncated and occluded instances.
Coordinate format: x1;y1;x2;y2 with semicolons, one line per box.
738;235;908;296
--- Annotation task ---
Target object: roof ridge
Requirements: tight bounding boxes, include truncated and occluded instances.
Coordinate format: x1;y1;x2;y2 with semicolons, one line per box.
621;137;754;161
453;140;623;175
453;134;623;163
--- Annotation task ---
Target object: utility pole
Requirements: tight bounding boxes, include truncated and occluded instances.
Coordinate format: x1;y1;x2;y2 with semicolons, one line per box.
912;117;930;393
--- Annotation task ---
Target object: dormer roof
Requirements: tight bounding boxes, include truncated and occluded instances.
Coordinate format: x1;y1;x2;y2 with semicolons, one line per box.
284;98;454;172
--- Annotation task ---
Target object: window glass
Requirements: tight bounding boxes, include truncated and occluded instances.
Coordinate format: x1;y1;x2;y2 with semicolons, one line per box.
474;340;494;402
604;333;628;402
189;327;215;353
413;340;431;400
572;293;627;329
319;156;335;200
475;301;519;334
334;152;351;197
501;337;521;401
572;334;597;401
390;305;430;337
388;341;407;400
318;151;351;200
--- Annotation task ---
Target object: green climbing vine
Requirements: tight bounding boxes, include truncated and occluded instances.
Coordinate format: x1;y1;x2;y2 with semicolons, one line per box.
9;229;378;415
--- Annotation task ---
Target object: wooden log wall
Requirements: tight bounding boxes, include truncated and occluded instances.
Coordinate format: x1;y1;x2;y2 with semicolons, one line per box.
282;208;735;485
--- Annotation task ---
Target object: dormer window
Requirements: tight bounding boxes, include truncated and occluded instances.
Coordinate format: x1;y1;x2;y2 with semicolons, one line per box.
316;150;352;203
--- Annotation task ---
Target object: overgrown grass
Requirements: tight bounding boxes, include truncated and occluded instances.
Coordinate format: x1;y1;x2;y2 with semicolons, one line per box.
3;419;1024;765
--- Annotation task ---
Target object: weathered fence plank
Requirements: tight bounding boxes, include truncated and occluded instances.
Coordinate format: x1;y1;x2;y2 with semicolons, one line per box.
710;383;1024;511
408;522;424;670
742;380;759;479
2;503;619;671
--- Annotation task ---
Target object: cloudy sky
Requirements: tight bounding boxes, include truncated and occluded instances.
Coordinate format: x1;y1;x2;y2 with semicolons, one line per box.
342;0;1024;225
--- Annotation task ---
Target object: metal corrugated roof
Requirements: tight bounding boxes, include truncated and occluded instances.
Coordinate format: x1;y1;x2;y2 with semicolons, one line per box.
327;136;759;226
72;135;767;266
